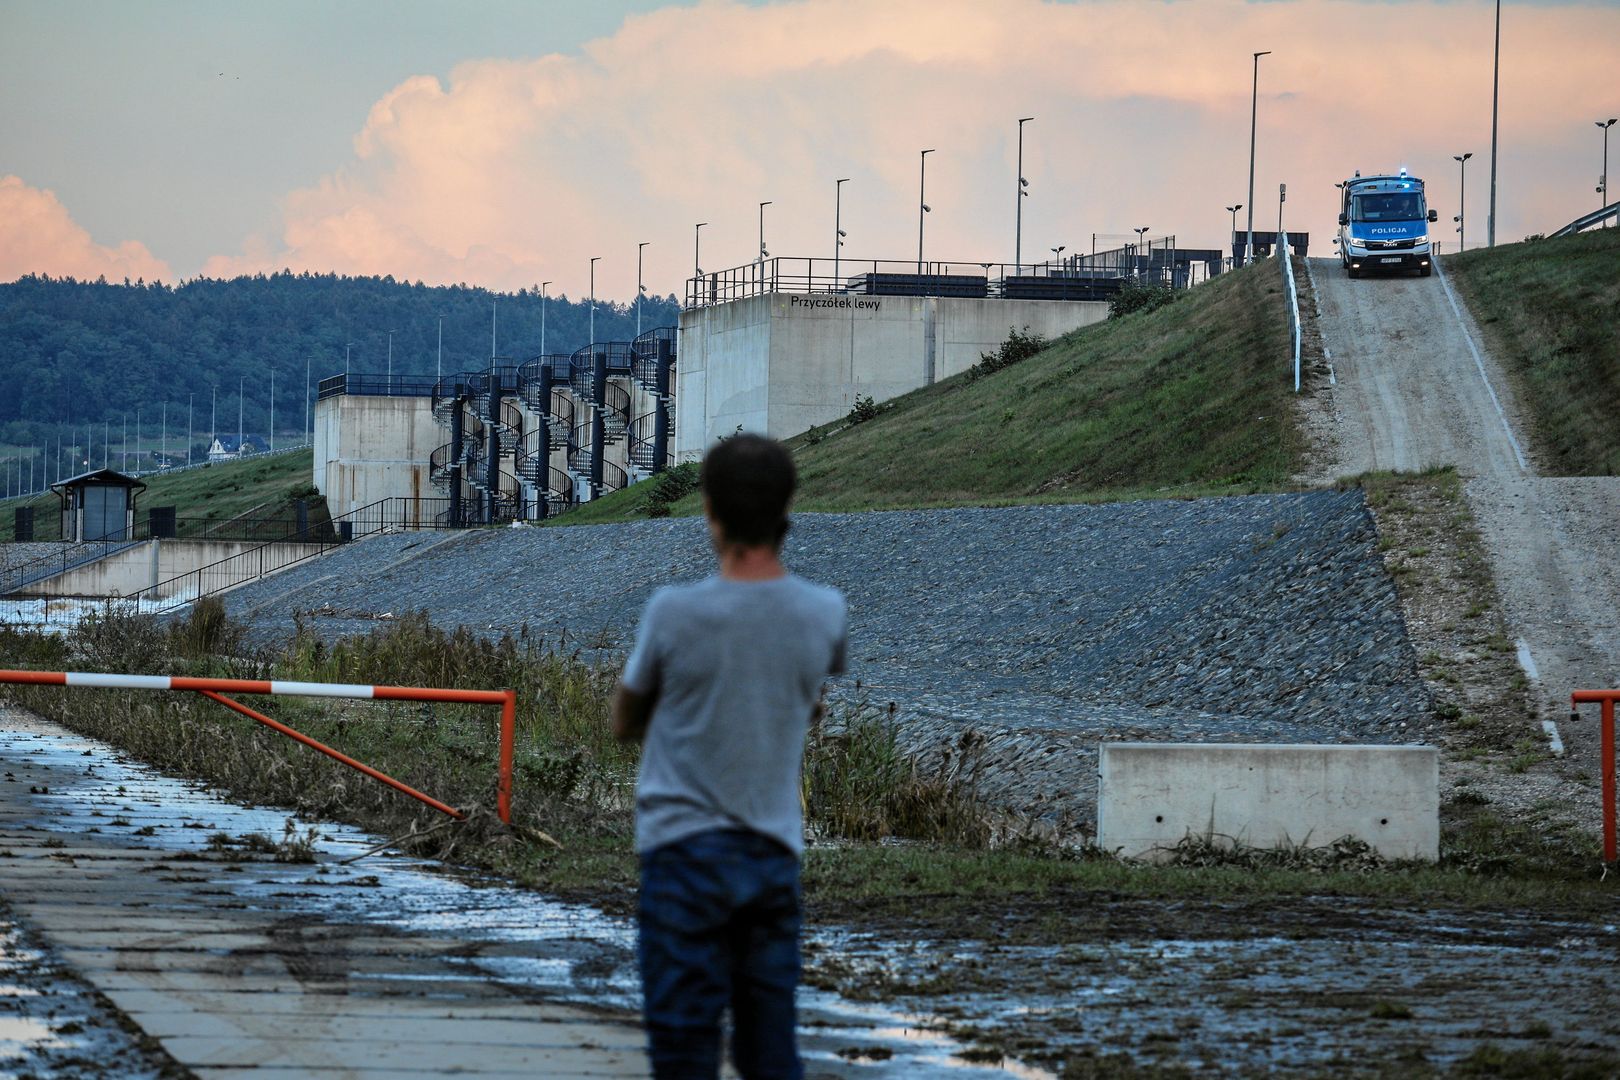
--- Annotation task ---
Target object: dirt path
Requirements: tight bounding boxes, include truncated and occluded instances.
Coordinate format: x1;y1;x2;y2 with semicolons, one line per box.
1301;254;1620;814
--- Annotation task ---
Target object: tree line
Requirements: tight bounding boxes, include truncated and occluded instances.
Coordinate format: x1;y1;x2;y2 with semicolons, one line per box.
0;270;681;451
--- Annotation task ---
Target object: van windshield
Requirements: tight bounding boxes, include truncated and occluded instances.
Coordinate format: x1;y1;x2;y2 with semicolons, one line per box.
1352;192;1426;222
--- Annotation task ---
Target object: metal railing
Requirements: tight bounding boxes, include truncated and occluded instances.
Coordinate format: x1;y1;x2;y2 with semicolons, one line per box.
1549;201;1619;238
107;495;461;612
683;247;1221;309
1280;231;1303;392
317;372;441;400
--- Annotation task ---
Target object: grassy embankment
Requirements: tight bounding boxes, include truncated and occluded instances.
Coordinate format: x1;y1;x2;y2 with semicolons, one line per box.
1444;227;1620;475
561;256;1307;525
0;448;320;541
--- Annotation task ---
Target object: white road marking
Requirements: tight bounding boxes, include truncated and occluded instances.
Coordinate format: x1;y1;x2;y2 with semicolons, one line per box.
1516;638;1540;682
1542;719;1565;757
1433;256;1530;472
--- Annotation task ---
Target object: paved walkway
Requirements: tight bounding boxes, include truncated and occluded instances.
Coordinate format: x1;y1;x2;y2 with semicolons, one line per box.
0;710;647;1078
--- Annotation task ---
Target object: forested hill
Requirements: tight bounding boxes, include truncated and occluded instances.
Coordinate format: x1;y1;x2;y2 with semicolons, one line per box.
0;271;681;445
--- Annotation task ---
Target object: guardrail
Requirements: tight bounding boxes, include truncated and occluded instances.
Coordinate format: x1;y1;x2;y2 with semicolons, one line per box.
1279;230;1303;392
1570;689;1620;862
0;668;516;824
1549;201;1619;238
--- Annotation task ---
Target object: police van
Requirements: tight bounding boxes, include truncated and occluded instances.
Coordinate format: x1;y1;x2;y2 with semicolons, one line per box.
1337;170;1439;278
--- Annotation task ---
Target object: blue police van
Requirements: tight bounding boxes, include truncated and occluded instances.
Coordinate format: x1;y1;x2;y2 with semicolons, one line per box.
1337;170;1440;278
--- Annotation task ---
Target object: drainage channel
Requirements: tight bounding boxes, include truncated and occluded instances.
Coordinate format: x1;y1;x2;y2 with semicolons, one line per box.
0;715;1049;1078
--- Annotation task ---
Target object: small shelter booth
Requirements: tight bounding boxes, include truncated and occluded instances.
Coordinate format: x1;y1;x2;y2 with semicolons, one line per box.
51;469;146;542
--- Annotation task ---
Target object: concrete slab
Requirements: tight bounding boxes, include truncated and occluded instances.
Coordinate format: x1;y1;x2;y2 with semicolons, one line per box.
1097;743;1439;860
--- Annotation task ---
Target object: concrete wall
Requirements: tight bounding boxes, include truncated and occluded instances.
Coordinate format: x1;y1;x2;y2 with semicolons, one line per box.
676;292;1108;459
1097;743;1440;861
19;539;328;601
314;395;442;517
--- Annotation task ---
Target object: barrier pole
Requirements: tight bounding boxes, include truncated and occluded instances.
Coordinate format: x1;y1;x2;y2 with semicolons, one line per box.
499;689;516;824
1571;689;1618;861
197;690;464;820
1;670;515;826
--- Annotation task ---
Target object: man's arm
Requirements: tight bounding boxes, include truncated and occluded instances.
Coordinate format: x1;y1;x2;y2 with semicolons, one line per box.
611;682;656;743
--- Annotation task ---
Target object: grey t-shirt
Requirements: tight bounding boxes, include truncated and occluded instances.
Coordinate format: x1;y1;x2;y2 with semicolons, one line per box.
622;573;848;857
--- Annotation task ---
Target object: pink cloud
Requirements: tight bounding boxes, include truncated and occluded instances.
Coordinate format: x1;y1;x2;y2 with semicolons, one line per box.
0;176;172;284
202;0;1620;296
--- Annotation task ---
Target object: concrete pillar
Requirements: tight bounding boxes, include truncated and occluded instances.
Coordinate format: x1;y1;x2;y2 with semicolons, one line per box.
653;338;672;474
590;347;606;499
486;380;502;523
536;364;553;520
448;404;464;528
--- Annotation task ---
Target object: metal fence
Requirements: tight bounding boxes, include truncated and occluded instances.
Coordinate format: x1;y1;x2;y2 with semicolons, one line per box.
684;242;1222;309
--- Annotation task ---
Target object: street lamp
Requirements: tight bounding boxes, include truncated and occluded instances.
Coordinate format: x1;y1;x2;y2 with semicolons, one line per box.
1488;0;1500;247
436;314;445;380
693;223;707;306
1016;117;1034;271
1225;204;1243;254
385;328;396;391
758;201;771;262
918;148;934;274
834;178;850;287
589;257;600;347
1453;152;1473;251
1598;118;1617;224
637;242;649;339
1246;50;1271;267
1049;245;1065;271
1134;226;1151;279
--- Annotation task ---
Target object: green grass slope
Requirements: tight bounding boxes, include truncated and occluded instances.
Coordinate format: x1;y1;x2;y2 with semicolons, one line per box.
564;256;1303;524
0;449;319;540
1444;228;1620;476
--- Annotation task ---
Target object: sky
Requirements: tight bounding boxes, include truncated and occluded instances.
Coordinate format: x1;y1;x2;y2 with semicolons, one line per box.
2;0;1617;301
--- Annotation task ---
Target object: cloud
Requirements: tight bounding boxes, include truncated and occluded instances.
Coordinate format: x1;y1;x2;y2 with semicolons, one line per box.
201;0;1620;295
0;176;172;284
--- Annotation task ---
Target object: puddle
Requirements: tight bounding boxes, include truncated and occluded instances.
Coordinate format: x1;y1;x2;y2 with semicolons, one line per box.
0;726;1052;1077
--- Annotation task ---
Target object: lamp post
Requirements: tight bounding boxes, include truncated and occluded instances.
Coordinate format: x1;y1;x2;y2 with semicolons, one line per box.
186;395;192;465
1598;118;1617;224
1246;50;1271;267
1049;245;1065;272
238;376;244;453
1225;204;1243;256
637;242;649;339
1016;117;1034;271
1134;226;1150;279
589;257;600;347
304;357;311;446
917;149;934;274
345;342;354;375
1488;0;1500;247
1453;152;1473;250
539;285;550;356
834;178;850;286
693;223;706;288
436;314;445;381
386;328;396;391
758;202;771;263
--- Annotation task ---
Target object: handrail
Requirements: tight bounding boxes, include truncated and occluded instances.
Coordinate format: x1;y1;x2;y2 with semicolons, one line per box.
1279;230;1303;392
1570;689;1620;861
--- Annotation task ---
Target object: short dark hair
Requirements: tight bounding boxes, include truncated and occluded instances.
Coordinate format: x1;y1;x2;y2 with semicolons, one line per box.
700;433;796;547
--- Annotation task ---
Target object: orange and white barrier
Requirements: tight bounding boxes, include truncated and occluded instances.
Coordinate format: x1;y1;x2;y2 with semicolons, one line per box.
0;669;516;824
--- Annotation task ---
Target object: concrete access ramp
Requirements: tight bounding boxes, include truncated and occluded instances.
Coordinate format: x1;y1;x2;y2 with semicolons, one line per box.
1097;743;1439;860
13;537;329;603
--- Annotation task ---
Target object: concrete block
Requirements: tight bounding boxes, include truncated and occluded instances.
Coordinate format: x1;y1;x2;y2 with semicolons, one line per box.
1097;743;1438;861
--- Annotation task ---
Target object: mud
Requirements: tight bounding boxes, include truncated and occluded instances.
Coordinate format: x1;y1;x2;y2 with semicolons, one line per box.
5;717;1618;1076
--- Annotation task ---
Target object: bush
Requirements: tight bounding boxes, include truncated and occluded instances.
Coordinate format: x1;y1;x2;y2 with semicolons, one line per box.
967;326;1048;382
846;395;882;425
1108;281;1178;319
641;462;699;518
